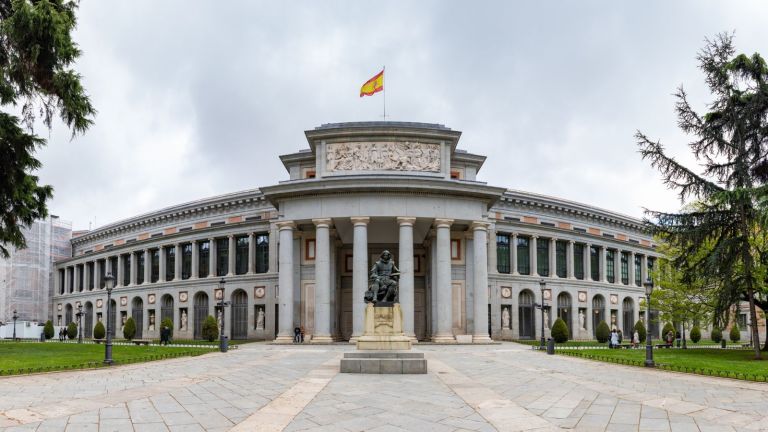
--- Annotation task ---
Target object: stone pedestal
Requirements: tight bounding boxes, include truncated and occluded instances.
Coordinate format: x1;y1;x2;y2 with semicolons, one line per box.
340;352;427;374
356;303;412;350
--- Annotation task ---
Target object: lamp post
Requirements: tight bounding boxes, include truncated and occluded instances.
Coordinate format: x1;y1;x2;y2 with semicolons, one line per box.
76;304;84;344
538;279;547;348
12;309;18;341
104;273;115;365
216;278;231;353
643;278;655;368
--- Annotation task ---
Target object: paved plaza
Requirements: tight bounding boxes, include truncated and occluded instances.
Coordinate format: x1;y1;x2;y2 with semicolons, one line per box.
0;343;766;432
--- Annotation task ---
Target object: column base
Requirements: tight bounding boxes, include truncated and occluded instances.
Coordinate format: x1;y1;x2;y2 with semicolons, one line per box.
310;335;334;344
349;335;361;344
406;333;419;344
472;335;494;344
272;335;295;344
431;334;456;344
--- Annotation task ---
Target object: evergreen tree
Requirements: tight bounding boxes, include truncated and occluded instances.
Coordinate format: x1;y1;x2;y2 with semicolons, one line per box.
636;33;768;359
43;320;54;339
551;318;569;343
66;321;76;339
595;321;610;343
690;325;702;343
730;324;741;342
634;320;646;343
711;327;723;343
123;317;136;340
202;315;218;342
93;320;105;340
0;0;95;257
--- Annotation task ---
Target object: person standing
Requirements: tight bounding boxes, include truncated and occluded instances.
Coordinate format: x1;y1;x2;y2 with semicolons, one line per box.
610;329;619;349
666;330;674;348
633;330;640;348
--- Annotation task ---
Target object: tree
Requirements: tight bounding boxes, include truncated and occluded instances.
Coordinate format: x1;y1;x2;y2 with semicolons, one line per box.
551;318;569;343
634;320;646;343
0;0;95;257
161;318;173;339
43;320;54;339
730;324;741;342
636;33;768;359
123;317;136;340
202;315;218;342
66;321;76;339
711;327;723;343
595;321;610;343
93;320;105;340
690;325;702;343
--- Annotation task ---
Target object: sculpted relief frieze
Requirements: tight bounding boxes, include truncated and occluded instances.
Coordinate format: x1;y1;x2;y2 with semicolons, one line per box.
326;141;441;172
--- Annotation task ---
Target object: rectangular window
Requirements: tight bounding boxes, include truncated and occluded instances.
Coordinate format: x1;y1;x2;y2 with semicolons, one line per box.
88;262;94;290
556;240;567;278
199;241;210;278
78;265;84;291
165;246;175;281
537;238;549;277
122;254;130;286
181;243;192;280
99;260;106;288
235;235;249;275
137;252;145;285
590;246;600;281
621;252;629;285
150;249;160;283
68;267;74;293
738;314;747;330
606;249;615;283
517;236;530;275
634;255;642;286
255;234;269;273
59;269;65;294
648;257;655;275
574;244;584;280
451;239;461;260
108;257;118;283
216;238;229;276
496;234;511;274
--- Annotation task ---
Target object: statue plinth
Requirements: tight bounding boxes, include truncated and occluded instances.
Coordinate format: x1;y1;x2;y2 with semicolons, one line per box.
356;303;412;350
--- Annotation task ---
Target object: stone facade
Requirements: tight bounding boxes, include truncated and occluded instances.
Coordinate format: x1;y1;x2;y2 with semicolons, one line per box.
52;122;660;342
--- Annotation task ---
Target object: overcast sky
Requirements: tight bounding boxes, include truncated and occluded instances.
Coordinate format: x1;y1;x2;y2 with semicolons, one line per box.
34;1;768;231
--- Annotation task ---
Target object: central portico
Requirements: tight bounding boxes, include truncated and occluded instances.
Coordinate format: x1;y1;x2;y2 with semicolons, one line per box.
262;122;504;343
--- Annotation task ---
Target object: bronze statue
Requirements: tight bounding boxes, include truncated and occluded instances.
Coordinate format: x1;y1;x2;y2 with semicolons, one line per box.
365;250;399;304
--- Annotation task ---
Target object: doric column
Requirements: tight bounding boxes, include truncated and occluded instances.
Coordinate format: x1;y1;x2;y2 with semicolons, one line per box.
84;262;91;291
158;247;166;282
130;252;137;286
433;218;455;343
567;240;575;279
191;240;199;280
511;233;519;275
115;256;123;287
174;243;181;281
585;244;592;281
641;254;648;283
629;251;635;286
275;221;296;343
530;235;539;276
248;233;255;274
74;265;81;292
398;217;416;340
600;246;607;282
550;238;558;278
487;223;497;276
143;249;150;284
208;237;216;278
226;234;235;276
350;217;370;341
312;219;333;343
472;222;492;343
615;249;622;284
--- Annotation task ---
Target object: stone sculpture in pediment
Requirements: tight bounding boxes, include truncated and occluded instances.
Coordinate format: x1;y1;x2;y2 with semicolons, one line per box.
326;141;440;173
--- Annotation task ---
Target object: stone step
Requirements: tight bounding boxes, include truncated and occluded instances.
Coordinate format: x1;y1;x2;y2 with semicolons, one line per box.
340;356;427;374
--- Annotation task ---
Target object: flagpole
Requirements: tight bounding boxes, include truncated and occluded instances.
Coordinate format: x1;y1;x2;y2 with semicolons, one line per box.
383;65;386;120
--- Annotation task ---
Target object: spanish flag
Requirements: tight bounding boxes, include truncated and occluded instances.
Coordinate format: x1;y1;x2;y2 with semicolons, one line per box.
360;69;384;97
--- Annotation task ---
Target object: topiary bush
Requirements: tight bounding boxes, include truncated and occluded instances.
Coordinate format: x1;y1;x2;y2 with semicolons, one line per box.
67;322;77;339
93;321;105;340
161;318;174;339
123;317;136;340
729;324;740;343
634;320;646;343
595;320;610;343
662;322;675;339
43;320;54;340
551;318;569;343
711;327;722;343
202;315;218;342
690;325;701;343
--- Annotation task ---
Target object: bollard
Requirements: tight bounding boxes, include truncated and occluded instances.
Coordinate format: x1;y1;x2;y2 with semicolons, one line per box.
546;338;555;355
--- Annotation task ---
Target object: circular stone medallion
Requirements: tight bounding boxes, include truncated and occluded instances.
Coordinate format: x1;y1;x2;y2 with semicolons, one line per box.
254;286;266;298
501;287;512;298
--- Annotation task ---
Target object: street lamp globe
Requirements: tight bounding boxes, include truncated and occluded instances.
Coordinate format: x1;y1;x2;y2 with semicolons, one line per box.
644;279;654;296
105;273;115;293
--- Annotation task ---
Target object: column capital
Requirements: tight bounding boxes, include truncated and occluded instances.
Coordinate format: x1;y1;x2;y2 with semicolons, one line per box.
396;216;417;226
569;239;575;244
228;233;235;239
275;221;296;231
350;216;370;226
470;221;489;231
433;218;453;228
312;218;333;228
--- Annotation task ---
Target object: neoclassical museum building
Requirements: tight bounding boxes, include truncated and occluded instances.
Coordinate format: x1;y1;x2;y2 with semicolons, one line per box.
52;122;660;343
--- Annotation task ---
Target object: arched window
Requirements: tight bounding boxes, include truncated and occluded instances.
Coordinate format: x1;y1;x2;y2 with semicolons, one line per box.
518;290;535;339
592;295;605;337
194;292;209;340
161;295;174;327
557;293;572;337
132;297;144;339
108;299;117;338
622;297;634;338
231;290;248;340
84;302;93;338
65;304;73;326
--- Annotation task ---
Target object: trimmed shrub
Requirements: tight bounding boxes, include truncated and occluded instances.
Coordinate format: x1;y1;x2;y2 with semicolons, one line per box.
634;320;646;343
161;318;174;339
93;321;105;340
690;325;701;343
711;327;722;343
551;318;569;343
595;320;610;343
202;315;218;342
662;322;675;339
43;320;54;340
123;317;136;340
67;322;77;339
730;324;741;343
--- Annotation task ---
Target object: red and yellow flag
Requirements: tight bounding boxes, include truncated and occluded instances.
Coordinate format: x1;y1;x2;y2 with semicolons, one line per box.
360;69;384;97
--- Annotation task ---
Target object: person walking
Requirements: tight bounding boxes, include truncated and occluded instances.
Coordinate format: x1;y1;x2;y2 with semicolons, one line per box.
610;329;619;349
62;327;68;341
58;328;63;342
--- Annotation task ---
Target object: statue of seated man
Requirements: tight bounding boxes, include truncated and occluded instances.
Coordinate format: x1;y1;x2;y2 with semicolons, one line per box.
365;250;399;304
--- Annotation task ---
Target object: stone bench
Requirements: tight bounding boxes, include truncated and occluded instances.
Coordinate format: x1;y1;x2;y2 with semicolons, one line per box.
340;352;427;374
132;339;151;346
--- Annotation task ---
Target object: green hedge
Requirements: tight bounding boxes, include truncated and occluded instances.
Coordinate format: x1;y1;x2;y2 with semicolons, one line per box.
551;318;569;343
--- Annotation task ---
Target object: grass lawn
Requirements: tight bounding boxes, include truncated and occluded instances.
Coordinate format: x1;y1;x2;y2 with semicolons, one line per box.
559;347;768;380
0;343;209;374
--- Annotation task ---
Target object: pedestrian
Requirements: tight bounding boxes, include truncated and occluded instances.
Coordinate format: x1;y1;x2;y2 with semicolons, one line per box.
610;329;619;349
62;327;68;341
58;328;63;342
633;330;640;348
293;327;301;343
300;326;305;343
160;326;168;345
666;330;674;348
